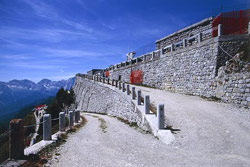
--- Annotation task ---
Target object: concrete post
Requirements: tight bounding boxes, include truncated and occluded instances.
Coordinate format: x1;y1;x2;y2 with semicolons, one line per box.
69;111;74;128
143;54;146;62
132;87;136;100
137;90;141;105
161;48;164;55
183;39;186;48
218;24;222;37
107;78;109;84
115;80;118;87
127;84;130;95
122;82;125;92
198;33;202;43
144;95;150;114
75;110;80;123
112;79;114;86
152;52;155;60
248;22;250;34
119;82;121;90
136;58;138;64
43;114;52;141
102;78;105;83
157;104;165;129
9;119;24;160
59;112;65;132
170;44;174;52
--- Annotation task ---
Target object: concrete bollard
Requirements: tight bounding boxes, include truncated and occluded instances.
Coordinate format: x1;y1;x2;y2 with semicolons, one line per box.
9;119;24;160
69;111;74;128
122;82;125;92
119;82;121;90
75;110;80;123
59;112;65;132
218;24;222;36
157;104;165;129
115;80;118;87
248;22;250;34
43;114;52;141
127;84;130;95
132;87;136;99
144;95;150;114
102;78;105;83
137;90;141;105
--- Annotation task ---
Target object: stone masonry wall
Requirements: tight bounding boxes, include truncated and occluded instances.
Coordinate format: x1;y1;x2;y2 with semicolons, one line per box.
108;35;250;107
110;38;219;97
73;76;151;131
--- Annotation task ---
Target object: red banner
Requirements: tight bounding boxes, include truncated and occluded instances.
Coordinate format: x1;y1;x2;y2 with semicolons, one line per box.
130;70;143;84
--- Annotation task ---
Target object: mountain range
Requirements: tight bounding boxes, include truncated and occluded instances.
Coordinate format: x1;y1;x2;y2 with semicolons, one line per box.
0;78;74;129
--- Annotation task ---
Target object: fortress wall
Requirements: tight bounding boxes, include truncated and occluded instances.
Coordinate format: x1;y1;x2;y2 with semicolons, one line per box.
73;76;151;131
110;38;219;97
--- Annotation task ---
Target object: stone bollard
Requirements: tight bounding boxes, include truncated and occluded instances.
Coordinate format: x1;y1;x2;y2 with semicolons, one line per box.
248;22;250;35
157;104;165;129
9;119;24;160
122;82;125;92
119;82;121;90
137;90;141;105
115;80;118;87
59;112;65;132
43;114;52;141
75;110;80;123
144;95;150;114
218;24;222;36
132;87;136;99
127;84;130;95
69;111;74;128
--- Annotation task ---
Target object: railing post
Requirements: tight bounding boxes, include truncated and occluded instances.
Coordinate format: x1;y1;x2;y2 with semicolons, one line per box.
122;82;125;92
183;39;186;48
218;24;222;37
127;84;130;95
59;112;65;132
144;95;150;114
119;81;121;90
9;119;24;160
157;104;165;129
137;90;141;105
248;22;250;34
115;80;118;87
198;33;202;43
143;54;146;62
132;87;136;100
75;110;80;123
69;111;74;128
43;114;51;141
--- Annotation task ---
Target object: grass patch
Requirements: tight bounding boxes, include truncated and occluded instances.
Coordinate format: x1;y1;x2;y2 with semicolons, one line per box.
98;118;107;133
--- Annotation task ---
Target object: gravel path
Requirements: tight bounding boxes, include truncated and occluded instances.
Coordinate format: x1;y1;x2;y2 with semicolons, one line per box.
46;85;250;167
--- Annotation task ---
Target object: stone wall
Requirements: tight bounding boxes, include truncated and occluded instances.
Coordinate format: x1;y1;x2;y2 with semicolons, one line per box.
73;76;151;131
108;35;250;107
110;37;219;97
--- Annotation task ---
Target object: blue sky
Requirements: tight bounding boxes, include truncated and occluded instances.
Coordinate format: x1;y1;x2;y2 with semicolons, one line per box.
0;0;248;82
